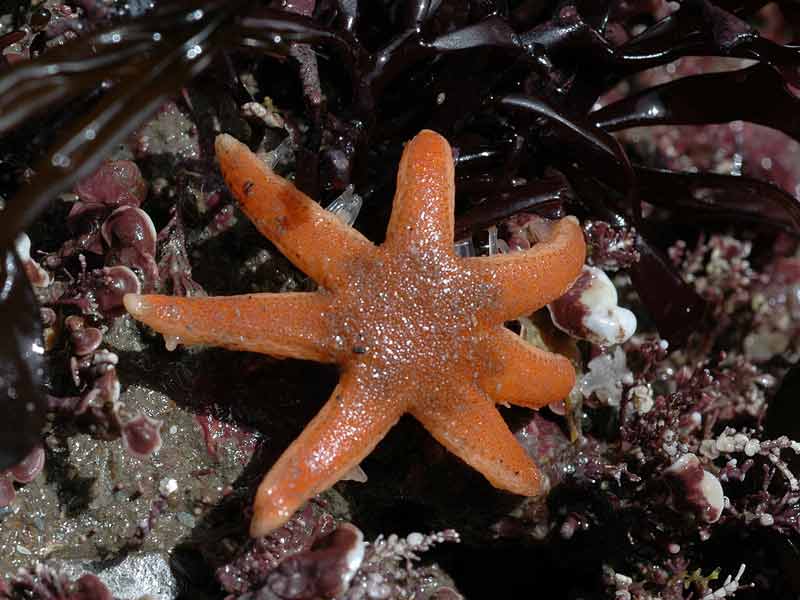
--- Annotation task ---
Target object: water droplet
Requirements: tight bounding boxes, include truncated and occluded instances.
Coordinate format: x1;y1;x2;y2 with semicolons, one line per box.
186;44;202;59
51;153;70;168
164;335;181;351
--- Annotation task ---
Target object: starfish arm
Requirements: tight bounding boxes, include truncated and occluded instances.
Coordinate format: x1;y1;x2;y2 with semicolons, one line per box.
480;328;575;409
466;216;586;321
123;292;336;362
384;129;456;256
251;373;405;537
215;134;374;290
410;385;542;496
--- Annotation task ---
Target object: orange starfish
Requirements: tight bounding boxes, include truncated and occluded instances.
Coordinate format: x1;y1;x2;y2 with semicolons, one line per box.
124;130;586;537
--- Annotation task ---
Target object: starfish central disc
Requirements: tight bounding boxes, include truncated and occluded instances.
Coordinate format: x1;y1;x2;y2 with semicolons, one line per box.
329;247;492;399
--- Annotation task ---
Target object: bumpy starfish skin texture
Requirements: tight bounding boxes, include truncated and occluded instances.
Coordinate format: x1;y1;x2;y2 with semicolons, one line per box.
124;130;586;537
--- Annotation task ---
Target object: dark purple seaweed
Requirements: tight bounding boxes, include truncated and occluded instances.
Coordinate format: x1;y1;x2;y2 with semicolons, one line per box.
764;363;800;440
0;0;252;250
636;166;800;235
592;64;800;142
0;249;45;470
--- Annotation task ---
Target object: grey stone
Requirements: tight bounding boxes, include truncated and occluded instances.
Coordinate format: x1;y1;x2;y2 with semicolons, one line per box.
51;552;177;600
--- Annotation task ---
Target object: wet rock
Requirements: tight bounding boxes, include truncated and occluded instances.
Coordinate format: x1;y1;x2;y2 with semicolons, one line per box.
103;315;146;353
0;384;254;574
51;553;177;600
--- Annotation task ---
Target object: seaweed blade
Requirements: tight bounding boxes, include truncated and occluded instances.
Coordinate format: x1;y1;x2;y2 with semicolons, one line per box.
0;249;45;470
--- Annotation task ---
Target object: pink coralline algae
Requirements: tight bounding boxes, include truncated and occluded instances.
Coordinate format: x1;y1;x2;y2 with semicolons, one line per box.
344;529;462;600
49;315;163;458
100;206;159;290
237;526;463;600
57;261;144;318
92;265;143;314
0;565;113;600
246;524;365;600
63;159;149;256
582;221;640;272
0;445;45;507
65;315;103;357
195;412;258;460
217;503;337;596
215;504;461;600
671;234;754;317
45;158;157;316
14;233;51;288
73;160;148;211
744;257;800;362
703;428;800;536
672;233;800;363
514;414;631;492
156;209;205;297
121;413;164;458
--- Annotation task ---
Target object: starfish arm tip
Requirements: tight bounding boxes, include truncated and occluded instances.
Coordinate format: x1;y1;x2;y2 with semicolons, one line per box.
123;293;147;316
413;386;543;497
481;329;576;409
417;128;444;142
214;133;372;289
468;215;586;320
246;375;404;538
214;132;238;156
385;128;455;253
250;492;292;537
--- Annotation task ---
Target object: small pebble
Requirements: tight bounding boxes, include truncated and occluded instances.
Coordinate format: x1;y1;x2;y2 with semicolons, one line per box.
159;478;178;496
177;512;196;528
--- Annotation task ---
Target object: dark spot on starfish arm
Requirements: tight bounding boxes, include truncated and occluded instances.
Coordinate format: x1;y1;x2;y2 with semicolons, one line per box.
352;345;366;354
243;180;255;196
